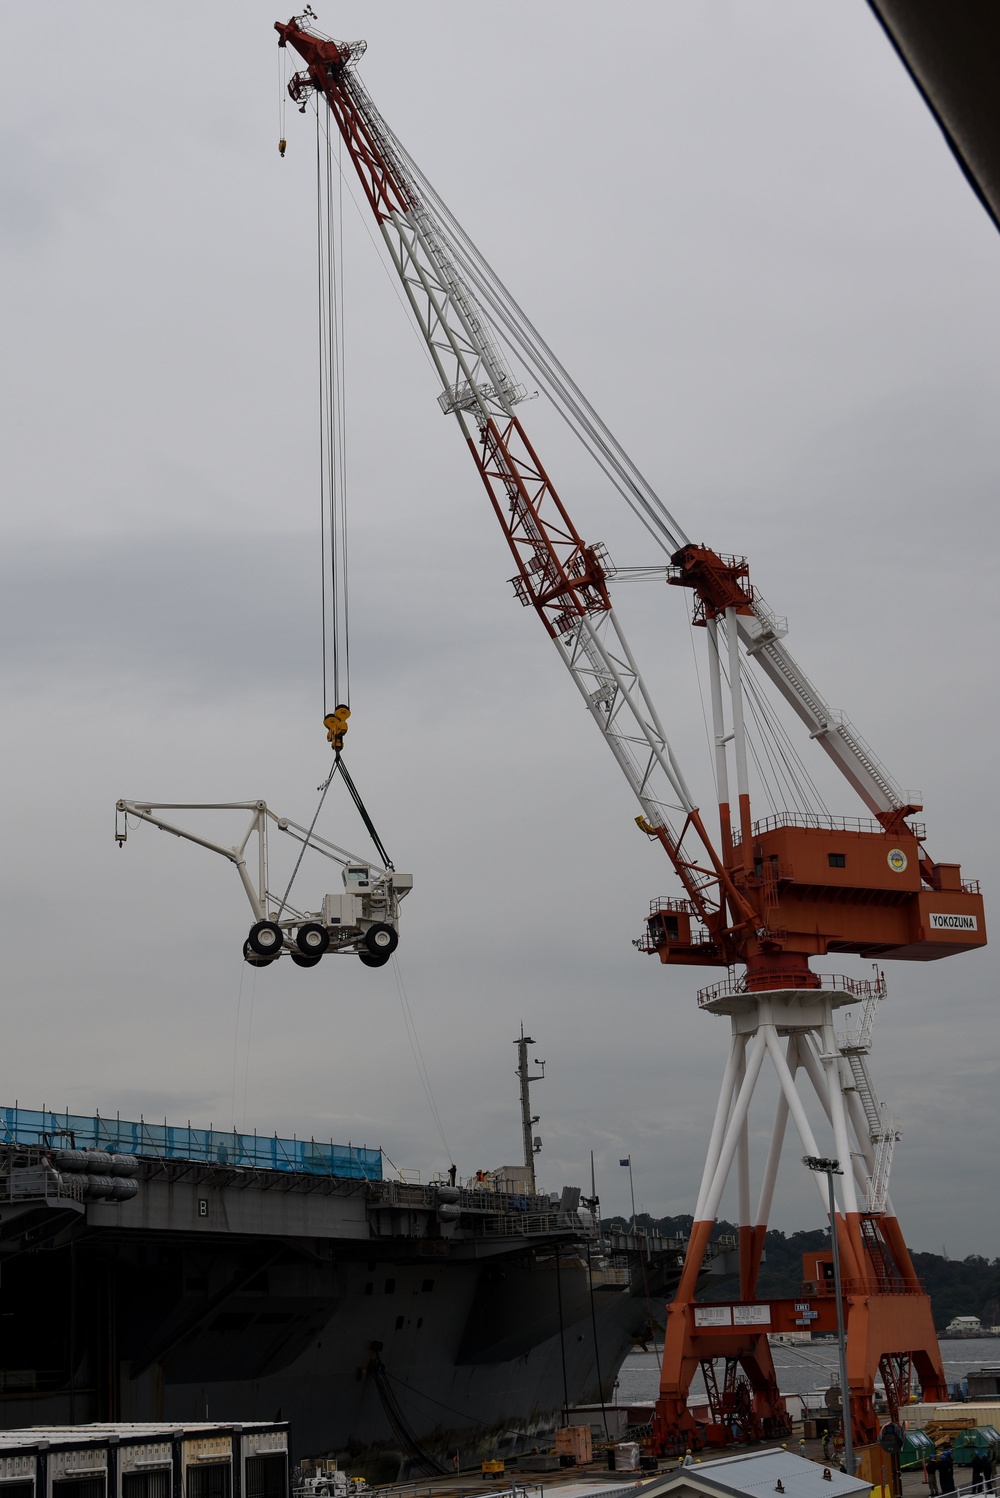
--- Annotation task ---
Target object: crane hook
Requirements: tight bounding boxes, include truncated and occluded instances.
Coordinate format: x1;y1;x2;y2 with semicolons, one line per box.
324;704;351;752
278;138;287;158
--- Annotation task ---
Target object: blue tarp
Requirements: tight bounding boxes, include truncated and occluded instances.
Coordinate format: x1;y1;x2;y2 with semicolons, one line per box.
0;1105;382;1181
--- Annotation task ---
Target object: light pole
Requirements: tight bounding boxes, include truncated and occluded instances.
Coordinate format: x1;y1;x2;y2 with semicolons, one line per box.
803;1155;853;1476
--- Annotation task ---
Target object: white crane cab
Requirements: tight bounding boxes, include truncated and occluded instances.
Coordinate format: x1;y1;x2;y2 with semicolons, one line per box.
319;866;413;967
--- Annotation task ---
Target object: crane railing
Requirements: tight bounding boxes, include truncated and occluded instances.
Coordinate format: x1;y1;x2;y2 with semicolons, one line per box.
696;971;888;1008
731;811;926;843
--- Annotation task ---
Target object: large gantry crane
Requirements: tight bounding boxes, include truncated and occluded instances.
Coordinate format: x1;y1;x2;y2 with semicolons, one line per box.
275;14;986;1454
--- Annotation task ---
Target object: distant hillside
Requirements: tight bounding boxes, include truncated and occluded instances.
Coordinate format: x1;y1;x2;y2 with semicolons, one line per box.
604;1213;1000;1331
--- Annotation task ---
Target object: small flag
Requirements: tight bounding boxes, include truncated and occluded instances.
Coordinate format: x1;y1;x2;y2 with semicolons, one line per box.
620;1157;631;1167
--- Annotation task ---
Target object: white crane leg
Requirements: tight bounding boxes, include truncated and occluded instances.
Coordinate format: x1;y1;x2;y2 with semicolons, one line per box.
762;1028;832;1217
694;1030;747;1221
754;1034;799;1228
821;1016;861;1216
700;1028;768;1223
737;1042;751;1233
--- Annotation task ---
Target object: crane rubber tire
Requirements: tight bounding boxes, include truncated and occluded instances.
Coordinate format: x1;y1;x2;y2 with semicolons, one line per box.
248;920;284;957
358;950;391;969
364;923;398;958
296;922;330;956
290;951;322;969
243;939;274;968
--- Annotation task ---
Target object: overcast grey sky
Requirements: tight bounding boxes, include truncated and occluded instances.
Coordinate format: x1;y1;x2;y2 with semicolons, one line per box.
1;2;998;1259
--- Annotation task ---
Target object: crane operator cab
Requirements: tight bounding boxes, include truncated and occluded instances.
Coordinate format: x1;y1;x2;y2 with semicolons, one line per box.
321;864;414;967
245;864;413;970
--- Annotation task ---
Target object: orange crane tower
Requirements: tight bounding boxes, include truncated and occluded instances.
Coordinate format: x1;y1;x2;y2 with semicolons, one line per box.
275;14;986;1454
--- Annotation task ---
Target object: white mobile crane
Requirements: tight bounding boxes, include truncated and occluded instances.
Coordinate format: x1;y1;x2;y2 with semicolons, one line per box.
114;794;412;969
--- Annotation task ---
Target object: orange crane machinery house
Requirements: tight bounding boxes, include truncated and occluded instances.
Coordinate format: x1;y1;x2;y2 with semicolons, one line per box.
275;13;986;1455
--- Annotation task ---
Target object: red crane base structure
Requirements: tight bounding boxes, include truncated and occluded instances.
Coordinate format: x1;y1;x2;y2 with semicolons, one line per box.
648;976;949;1455
652;1267;946;1453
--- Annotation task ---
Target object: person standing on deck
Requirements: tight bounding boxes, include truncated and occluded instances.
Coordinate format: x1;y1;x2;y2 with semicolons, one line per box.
939;1446;955;1496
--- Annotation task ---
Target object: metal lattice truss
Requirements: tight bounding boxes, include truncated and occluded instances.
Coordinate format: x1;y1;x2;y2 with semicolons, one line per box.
557;609;694;828
341;70;523;420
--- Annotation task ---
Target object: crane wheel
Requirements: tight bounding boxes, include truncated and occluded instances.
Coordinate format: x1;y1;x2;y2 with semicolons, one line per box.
290;951;322;969
296;922;330;956
364;923;398;957
248;920;285;957
243;940;275;968
358;950;391;968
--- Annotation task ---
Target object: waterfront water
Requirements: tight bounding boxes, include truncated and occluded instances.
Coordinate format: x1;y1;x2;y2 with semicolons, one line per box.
615;1337;1000;1406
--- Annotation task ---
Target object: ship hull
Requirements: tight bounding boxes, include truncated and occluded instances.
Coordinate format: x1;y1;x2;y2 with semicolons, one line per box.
0;1164;681;1466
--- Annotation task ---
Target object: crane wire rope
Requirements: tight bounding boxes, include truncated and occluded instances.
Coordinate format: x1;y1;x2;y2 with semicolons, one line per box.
327;133;442;388
745;673;824;816
711;618;827;819
729;652;810;817
380;106;840;824
743;690;784;818
380;118;689;557
277;42;285;149
231;958;248;1128
747;668;830;815
687;612;719;803
261;101;394;920
323;61;686;555
242;962;259;1134
273;758;339;922
390;954;454;1163
315;104;351;716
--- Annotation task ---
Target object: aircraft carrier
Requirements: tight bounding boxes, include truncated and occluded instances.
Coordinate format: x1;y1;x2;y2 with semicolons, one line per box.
0;1107;702;1470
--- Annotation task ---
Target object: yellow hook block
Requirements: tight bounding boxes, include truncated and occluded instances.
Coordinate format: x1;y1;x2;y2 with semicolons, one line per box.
324;704;351;751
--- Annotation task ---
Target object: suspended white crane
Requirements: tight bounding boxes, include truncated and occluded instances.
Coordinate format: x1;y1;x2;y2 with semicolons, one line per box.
115;43;413;971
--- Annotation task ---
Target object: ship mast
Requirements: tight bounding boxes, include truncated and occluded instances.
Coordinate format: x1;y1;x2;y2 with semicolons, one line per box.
514;1027;545;1194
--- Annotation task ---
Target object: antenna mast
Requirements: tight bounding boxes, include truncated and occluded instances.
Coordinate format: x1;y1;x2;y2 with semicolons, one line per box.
514;1026;545;1193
